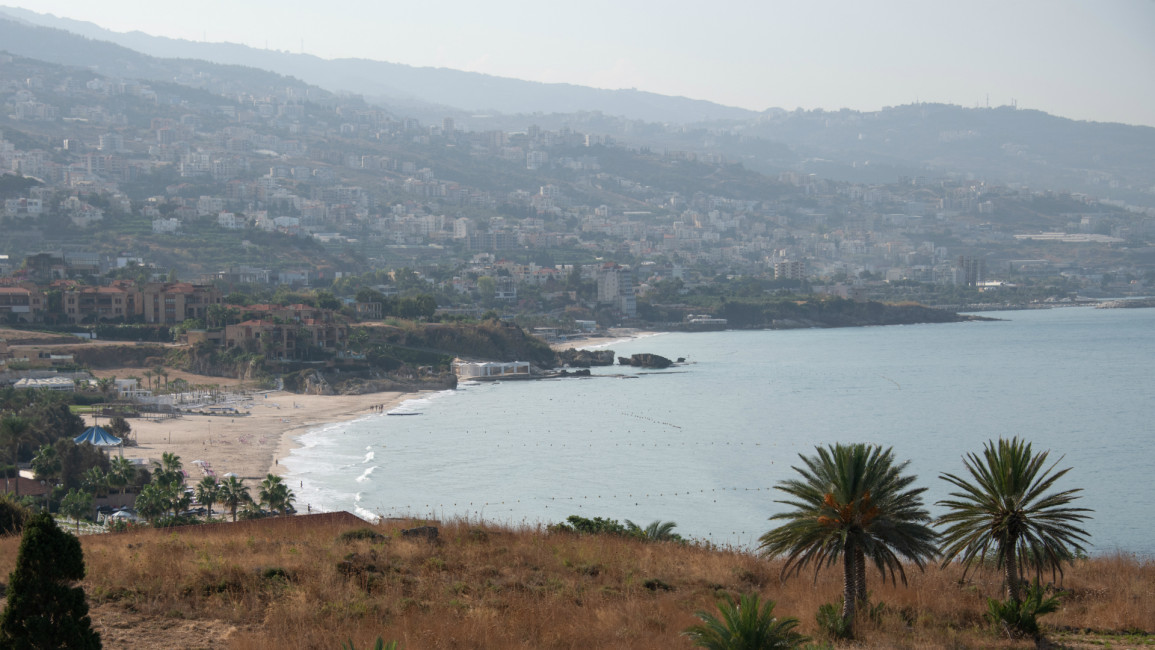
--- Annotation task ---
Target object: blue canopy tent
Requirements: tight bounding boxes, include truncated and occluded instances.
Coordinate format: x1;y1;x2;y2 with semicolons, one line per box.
74;425;124;455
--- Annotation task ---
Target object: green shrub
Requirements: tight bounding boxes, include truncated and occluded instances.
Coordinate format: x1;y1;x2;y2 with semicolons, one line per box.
815;600;851;640
0;493;30;536
683;592;808;649
549;515;629;536
338;528;385;543
985;582;1060;639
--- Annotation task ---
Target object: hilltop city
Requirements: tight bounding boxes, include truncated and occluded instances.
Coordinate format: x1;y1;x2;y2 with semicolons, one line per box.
0;44;1152;340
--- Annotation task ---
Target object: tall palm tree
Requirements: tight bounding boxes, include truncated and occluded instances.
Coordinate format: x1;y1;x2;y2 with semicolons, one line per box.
937;437;1091;601
219;475;252;522
759;443;938;635
195;476;220;519
31;443;62;509
258;474;295;516
1;415;32;497
82;466;109;499
153;452;183;487
107;456;135;496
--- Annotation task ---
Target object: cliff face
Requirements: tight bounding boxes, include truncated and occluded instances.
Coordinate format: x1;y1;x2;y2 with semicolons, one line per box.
373;322;556;366
555;349;616;368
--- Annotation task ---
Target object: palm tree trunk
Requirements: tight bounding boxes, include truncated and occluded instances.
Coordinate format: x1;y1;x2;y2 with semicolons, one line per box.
1005;548;1021;601
9;444;17;498
842;547;857;635
855;547;867;604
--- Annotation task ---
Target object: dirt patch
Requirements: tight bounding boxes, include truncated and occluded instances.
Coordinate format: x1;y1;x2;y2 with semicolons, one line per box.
89;604;246;650
0;327;83;346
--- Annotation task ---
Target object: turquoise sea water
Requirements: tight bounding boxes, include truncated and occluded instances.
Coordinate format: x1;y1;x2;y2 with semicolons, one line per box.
283;306;1155;555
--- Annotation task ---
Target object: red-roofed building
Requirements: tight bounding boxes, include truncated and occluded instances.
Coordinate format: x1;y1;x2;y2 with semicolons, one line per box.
0;285;46;322
63;285;141;323
142;282;223;324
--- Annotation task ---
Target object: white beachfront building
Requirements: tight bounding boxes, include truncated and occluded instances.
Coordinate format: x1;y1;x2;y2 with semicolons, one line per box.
452;360;531;380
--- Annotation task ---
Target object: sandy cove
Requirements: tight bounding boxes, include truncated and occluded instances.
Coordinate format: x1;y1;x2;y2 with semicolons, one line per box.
85;390;414;489
81;328;655;490
548;327;658;351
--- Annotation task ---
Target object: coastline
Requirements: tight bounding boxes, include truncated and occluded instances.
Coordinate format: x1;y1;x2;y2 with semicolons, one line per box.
86;390;414;490
549;327;660;351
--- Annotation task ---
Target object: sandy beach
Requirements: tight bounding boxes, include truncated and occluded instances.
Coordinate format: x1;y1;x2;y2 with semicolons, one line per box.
80;328;654;492
85;390;414;489
548;327;658;351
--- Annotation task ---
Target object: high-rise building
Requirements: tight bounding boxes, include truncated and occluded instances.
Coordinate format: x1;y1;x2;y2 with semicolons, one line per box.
597;263;636;319
956;256;984;286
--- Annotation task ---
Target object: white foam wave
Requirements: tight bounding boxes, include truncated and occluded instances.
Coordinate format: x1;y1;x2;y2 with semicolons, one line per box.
353;505;380;523
355;466;377;483
584;331;667;350
363;451;375;463
387;389;457;414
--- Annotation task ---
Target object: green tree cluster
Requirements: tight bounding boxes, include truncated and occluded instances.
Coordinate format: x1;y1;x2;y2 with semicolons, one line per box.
0;512;101;648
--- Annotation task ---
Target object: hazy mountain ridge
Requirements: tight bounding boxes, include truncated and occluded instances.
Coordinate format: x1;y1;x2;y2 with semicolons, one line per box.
1;5;1154;209
0;6;760;124
0;13;337;105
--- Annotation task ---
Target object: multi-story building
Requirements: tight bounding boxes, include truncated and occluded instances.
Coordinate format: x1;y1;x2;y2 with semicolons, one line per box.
141;282;223;325
0;286;46;323
773;260;806;280
63;285;141;323
597;263;637;319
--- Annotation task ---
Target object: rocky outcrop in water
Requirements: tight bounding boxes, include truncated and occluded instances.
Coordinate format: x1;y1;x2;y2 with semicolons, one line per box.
618;353;673;369
555;348;616;367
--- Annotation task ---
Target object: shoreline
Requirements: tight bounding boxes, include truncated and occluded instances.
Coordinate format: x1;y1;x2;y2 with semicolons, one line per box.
548;327;660;351
86;390;415;491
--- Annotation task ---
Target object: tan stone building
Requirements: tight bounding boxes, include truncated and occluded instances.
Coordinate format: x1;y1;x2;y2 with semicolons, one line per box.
141;282;223;324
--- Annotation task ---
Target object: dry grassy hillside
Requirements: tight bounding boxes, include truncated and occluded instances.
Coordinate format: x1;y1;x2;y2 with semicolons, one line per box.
0;514;1151;649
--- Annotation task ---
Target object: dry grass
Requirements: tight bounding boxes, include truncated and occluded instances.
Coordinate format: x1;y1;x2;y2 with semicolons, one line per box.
1;516;1152;649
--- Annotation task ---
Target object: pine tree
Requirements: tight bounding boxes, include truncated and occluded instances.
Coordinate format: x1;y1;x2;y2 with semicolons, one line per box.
0;512;101;649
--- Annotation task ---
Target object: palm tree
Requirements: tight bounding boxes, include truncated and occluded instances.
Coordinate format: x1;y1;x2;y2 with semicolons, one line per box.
1;415;32;497
59;488;93;534
683;593;809;650
153;452;183;487
195;476;220;519
107;456;135;496
758;443;938;635
134;482;168;523
31;443;62;508
258;474;295;515
82;466;109;499
219;475;252;522
937;437;1092;601
625;519;682;542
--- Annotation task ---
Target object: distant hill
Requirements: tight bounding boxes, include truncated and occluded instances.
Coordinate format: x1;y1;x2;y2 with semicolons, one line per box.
0;6;760;125
2;6;1154;208
0;12;336;104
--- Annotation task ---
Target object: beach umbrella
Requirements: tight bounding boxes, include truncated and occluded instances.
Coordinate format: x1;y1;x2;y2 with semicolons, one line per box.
74;426;123;447
191;460;207;465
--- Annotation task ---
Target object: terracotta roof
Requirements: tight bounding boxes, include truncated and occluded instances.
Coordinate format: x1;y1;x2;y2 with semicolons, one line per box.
235;319;278;327
0;476;51;497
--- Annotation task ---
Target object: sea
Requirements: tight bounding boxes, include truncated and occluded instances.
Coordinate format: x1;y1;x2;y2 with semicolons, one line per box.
282;306;1155;556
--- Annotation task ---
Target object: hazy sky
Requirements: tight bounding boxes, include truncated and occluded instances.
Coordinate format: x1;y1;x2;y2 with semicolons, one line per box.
5;0;1155;127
